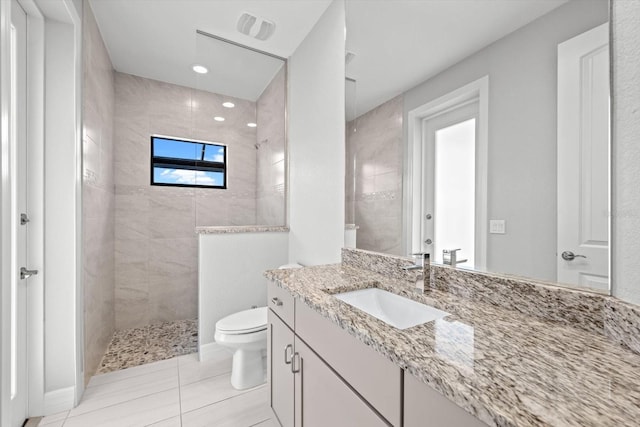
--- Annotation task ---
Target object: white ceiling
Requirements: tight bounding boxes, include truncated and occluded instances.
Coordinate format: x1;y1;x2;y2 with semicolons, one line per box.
90;0;571;112
89;0;332;101
345;0;569;119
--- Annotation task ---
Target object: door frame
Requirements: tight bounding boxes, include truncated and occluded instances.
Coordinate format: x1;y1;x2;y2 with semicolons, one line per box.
557;22;610;290
404;76;488;270
0;0;84;420
422;101;480;266
1;0;15;423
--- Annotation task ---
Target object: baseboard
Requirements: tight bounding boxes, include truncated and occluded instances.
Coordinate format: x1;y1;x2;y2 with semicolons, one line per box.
199;341;231;361
44;386;75;415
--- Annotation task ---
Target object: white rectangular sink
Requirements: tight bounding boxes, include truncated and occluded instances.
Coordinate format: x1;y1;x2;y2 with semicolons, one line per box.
334;288;450;330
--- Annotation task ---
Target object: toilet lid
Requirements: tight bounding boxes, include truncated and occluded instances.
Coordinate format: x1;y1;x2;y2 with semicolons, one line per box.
216;307;267;334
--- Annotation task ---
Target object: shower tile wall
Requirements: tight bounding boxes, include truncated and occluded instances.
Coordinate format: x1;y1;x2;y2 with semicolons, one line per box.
346;95;404;255
114;73;258;330
82;0;116;383
256;67;286;225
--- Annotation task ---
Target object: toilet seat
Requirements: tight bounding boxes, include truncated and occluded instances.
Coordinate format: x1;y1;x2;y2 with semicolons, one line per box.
216;307;267;335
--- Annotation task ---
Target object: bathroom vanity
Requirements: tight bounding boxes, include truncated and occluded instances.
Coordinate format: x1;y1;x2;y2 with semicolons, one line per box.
265;248;640;427
267;280;483;427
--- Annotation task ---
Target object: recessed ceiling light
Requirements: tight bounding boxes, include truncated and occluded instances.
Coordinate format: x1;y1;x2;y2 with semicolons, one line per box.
247;122;257;128
222;102;235;108
192;64;208;74
214;116;225;122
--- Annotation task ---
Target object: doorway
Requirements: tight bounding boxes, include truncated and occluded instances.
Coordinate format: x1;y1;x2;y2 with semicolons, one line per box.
406;77;488;269
2;0;84;420
8;0;29;425
422;102;478;267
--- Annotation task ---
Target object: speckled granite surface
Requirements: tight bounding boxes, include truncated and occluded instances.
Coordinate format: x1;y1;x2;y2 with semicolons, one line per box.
97;319;197;374
342;248;640;353
265;261;640;426
605;298;640;354
343;248;608;335
195;225;289;234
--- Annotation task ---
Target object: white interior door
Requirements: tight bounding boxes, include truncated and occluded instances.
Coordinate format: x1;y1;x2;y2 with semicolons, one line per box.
422;102;478;267
10;0;29;424
557;23;609;290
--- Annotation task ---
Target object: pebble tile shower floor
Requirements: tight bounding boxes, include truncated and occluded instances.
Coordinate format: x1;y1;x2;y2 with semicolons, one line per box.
97;319;198;374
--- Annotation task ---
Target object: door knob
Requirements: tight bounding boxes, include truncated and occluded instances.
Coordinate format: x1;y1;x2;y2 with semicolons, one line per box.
20;267;38;280
561;251;587;261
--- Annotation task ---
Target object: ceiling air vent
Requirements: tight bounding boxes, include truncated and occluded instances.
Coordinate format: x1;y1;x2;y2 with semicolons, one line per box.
237;12;276;41
237;13;257;36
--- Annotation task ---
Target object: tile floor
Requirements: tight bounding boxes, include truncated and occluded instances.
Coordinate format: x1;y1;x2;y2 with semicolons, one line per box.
98;319;198;374
39;347;277;427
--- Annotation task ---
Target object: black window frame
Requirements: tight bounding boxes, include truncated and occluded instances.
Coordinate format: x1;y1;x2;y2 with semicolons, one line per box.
150;135;227;189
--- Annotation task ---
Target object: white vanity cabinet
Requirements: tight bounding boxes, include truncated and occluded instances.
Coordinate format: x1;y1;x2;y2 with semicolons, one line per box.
267;281;485;427
267;281;393;427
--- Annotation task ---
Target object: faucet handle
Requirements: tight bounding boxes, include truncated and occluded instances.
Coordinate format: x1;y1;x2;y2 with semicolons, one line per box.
411;252;430;258
411;252;430;263
442;249;461;254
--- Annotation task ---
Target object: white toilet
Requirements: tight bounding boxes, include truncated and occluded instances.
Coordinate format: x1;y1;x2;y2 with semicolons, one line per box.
214;263;302;390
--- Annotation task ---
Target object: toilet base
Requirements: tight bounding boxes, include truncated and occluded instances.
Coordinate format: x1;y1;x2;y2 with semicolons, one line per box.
230;348;266;390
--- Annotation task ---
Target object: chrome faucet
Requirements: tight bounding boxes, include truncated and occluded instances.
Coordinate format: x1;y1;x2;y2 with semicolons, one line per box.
402;253;430;293
443;249;467;267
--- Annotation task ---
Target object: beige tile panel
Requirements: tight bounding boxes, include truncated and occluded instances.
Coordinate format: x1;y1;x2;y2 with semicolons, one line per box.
115;286;150;330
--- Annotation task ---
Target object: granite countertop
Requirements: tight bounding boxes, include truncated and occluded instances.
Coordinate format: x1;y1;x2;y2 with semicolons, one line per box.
195;225;289;234
264;264;640;427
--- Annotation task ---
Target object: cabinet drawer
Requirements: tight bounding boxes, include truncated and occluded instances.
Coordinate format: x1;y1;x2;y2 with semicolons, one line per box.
295;302;401;426
267;280;295;328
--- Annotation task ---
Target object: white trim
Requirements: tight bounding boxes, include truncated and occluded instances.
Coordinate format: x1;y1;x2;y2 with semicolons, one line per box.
404;76;488;270
20;0;46;416
43;386;75;415
1;0;15;425
152;134;227;148
61;0;85;406
198;341;232;362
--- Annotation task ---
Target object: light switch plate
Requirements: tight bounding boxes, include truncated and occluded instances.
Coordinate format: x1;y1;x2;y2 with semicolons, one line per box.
490;220;506;234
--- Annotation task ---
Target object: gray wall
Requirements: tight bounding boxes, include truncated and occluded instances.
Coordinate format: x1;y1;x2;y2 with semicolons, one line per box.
113;73;258;330
403;0;608;281
256;66;286;225
82;1;115;382
612;0;640;306
346;95;403;255
288;0;346;266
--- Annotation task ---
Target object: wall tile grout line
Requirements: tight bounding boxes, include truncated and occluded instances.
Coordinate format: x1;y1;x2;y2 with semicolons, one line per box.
178;384;267;418
64;384;180;422
177;358;184;427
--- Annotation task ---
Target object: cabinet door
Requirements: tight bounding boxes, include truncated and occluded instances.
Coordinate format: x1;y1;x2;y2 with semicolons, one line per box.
294;337;389;427
404;373;486;427
295;302;401;425
269;310;295;427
